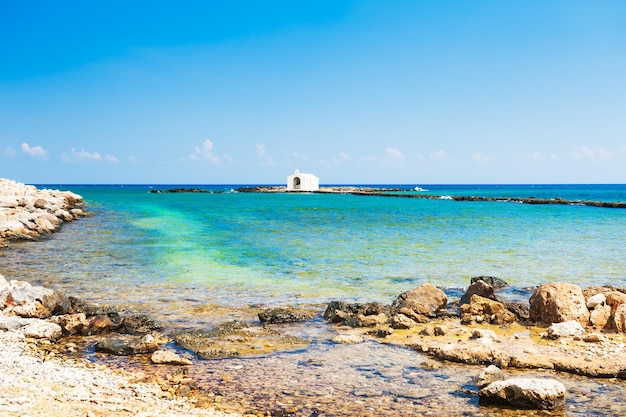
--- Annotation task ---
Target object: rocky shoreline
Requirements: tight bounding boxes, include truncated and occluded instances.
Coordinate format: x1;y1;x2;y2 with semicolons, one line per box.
236;185;626;209
3;179;626;414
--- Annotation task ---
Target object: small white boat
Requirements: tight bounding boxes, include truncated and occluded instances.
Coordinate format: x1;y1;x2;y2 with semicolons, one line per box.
414;186;428;192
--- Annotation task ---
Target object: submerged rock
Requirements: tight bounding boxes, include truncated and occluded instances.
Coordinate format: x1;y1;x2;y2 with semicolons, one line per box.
478;378;566;410
95;334;162;356
173;320;310;359
119;314;163;334
258;307;315;324
151;350;192;365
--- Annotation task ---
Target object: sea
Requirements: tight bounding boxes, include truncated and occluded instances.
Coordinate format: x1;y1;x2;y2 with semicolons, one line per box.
2;183;626;416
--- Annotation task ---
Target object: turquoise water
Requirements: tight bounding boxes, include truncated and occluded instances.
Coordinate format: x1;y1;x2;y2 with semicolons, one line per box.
3;184;626;415
3;184;625;319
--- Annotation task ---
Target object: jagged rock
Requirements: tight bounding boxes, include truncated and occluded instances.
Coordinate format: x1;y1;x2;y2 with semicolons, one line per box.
612;304;626;333
478;378;566;410
505;302;530;322
49;313;89;335
460;294;515;325
470;276;509;289
542;320;585;339
323;301;390;327
391;283;447;318
258;308;315;324
0;277;70;319
95;334;161;356
529;282;589;326
119;314;163;335
477;365;505;388
83;314;121;335
151;350;192;365
461;280;497;305
606;291;626;313
390;313;418;329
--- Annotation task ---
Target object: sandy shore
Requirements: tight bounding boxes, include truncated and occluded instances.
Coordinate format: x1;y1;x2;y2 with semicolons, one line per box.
0;329;241;417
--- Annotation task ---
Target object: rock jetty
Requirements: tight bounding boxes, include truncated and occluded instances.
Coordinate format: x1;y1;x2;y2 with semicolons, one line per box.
0;178;86;246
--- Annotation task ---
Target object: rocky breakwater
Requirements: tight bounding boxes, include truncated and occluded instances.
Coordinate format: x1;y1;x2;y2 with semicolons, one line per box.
0;178;86;246
324;277;626;411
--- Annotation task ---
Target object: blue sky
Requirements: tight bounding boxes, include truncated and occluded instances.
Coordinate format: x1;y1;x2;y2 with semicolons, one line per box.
1;1;625;184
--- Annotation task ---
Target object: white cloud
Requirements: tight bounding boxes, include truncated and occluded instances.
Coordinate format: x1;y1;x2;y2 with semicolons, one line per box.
472;151;495;163
4;147;17;157
571;146;614;160
21;142;48;159
519;151;557;161
384;147;405;163
331;152;351;165
62;148;119;163
190;140;220;163
430;150;449;160
291;152;309;162
256;144;274;165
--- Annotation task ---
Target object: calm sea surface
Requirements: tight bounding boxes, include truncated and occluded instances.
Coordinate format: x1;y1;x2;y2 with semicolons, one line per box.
2;184;626;415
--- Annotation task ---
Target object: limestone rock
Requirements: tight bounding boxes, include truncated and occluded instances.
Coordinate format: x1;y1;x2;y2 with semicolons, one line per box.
542;320;585;339
49;313;89;335
332;334;364;344
589;304;611;330
391;283;447;318
477;365;505;388
586;293;607;309
612;304;626;333
151;350;192;365
529;282;589;326
606;291;626;312
478;378;566;410
460;294;515;325
460;280;497;305
21;320;62;341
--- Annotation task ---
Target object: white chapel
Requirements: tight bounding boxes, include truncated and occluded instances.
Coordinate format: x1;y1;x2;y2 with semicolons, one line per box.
286;169;319;192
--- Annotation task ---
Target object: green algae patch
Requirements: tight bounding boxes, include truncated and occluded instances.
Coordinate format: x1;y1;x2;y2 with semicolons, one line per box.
173;320;310;359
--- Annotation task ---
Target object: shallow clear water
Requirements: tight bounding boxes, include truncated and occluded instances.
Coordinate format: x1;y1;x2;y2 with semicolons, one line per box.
2;184;626;415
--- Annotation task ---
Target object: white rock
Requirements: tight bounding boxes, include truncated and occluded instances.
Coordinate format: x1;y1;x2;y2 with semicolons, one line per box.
151;350;192;365
542;320;585;339
587;293;606;309
21;320;62;340
479;378;566;410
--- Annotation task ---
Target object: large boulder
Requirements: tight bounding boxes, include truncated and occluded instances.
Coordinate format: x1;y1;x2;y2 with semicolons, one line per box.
391;283;447;318
529;282;589;326
478;378;566;410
